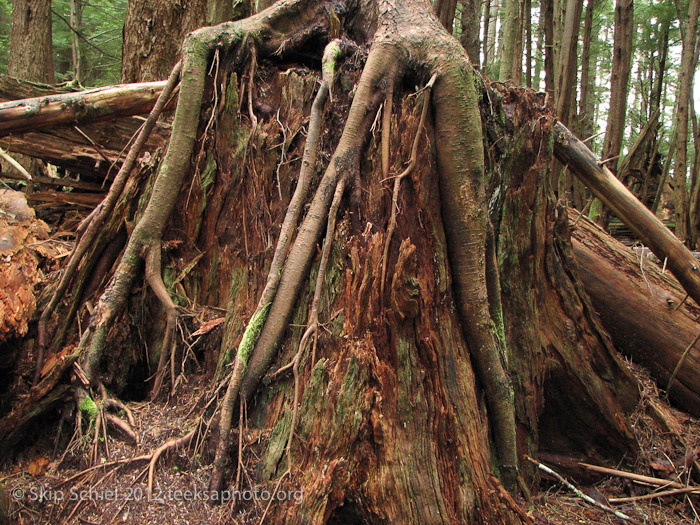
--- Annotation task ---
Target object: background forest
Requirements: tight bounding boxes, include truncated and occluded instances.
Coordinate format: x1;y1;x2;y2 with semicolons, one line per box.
0;0;698;240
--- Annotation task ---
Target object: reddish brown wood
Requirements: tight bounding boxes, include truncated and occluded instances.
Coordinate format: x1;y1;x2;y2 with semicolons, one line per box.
570;211;700;415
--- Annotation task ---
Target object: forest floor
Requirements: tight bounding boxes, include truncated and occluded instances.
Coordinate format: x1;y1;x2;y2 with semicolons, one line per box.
2;198;700;524
2;361;699;524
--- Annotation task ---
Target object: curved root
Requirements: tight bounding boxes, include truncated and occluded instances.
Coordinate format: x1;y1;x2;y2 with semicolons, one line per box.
35;62;183;386
147;428;196;496
208;39;347;495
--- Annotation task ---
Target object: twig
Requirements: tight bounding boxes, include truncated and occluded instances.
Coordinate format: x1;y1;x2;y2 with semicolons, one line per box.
666;329;700;394
0;146;32;180
579;461;685;489
609;486;700;503
525;456;633;521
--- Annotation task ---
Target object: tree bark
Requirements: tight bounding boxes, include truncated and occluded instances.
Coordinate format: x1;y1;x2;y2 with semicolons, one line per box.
0;81;167;136
434;0;458;31
678;0;700;245
7;0;54;84
70;0;84;83
600;0;634;172
498;0;521;81
460;0;481;64
121;0;208;82
542;0;555;99
570;212;700;416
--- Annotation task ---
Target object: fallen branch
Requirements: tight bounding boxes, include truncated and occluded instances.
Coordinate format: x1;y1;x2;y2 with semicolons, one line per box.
525;456;633;521
578;461;685;489
609;486;700;504
0;146;32;180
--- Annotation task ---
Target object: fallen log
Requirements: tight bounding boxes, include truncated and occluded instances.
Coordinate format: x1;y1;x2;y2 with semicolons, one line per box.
554;122;700;311
0;118;169;178
570;210;700;415
0;77;170;178
0;81;167;136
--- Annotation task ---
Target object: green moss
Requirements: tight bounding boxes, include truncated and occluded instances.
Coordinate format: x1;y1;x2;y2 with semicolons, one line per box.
299;358;328;437
335;355;366;436
237;303;271;372
200;153;217;209
224;72;239;115
79;396;99;419
216;266;247;378
588;198;602;221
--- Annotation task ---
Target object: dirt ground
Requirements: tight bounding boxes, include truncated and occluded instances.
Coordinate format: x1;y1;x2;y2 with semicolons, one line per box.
1;361;699;524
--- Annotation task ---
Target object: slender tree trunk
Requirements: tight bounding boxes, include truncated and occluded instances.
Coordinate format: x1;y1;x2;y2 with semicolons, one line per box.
683;10;700;244
460;0;482;65
577;0;596;141
70;0;83;83
7;0;54;84
482;0;491;69
485;0;500;74
600;0;634;171
498;0;521;81
596;0;634;227
435;0;458;31
554;0;583;124
525;0;532;87
542;0;555;99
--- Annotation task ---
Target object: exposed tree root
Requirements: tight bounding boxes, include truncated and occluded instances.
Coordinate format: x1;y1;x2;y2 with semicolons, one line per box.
285;178;346;467
380;74;436;302
208;38;348;495
147;428;196;496
35;61;183;386
145;242;181;399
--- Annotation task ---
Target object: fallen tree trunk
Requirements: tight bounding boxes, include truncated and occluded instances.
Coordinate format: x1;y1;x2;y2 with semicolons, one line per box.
0;118;169;178
0;76;169;179
570;210;700;415
554;122;700;309
0;81;167;136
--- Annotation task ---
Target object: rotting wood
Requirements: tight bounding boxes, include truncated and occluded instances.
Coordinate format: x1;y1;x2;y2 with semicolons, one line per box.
570;211;700;415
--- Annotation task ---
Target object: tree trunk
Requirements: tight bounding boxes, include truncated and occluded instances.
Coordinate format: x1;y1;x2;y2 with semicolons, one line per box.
498;0;520;81
554;0;582;125
434;0;458;31
460;0;481;64
570;212;700;416
485;0;500;74
542;0;555;99
600;0;634;172
70;0;84;83
678;0;700;245
7;0;54;84
121;0;208;82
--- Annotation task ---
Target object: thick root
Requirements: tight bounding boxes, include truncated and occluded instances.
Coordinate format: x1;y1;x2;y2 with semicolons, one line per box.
208;39;347;495
35;62;183;386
